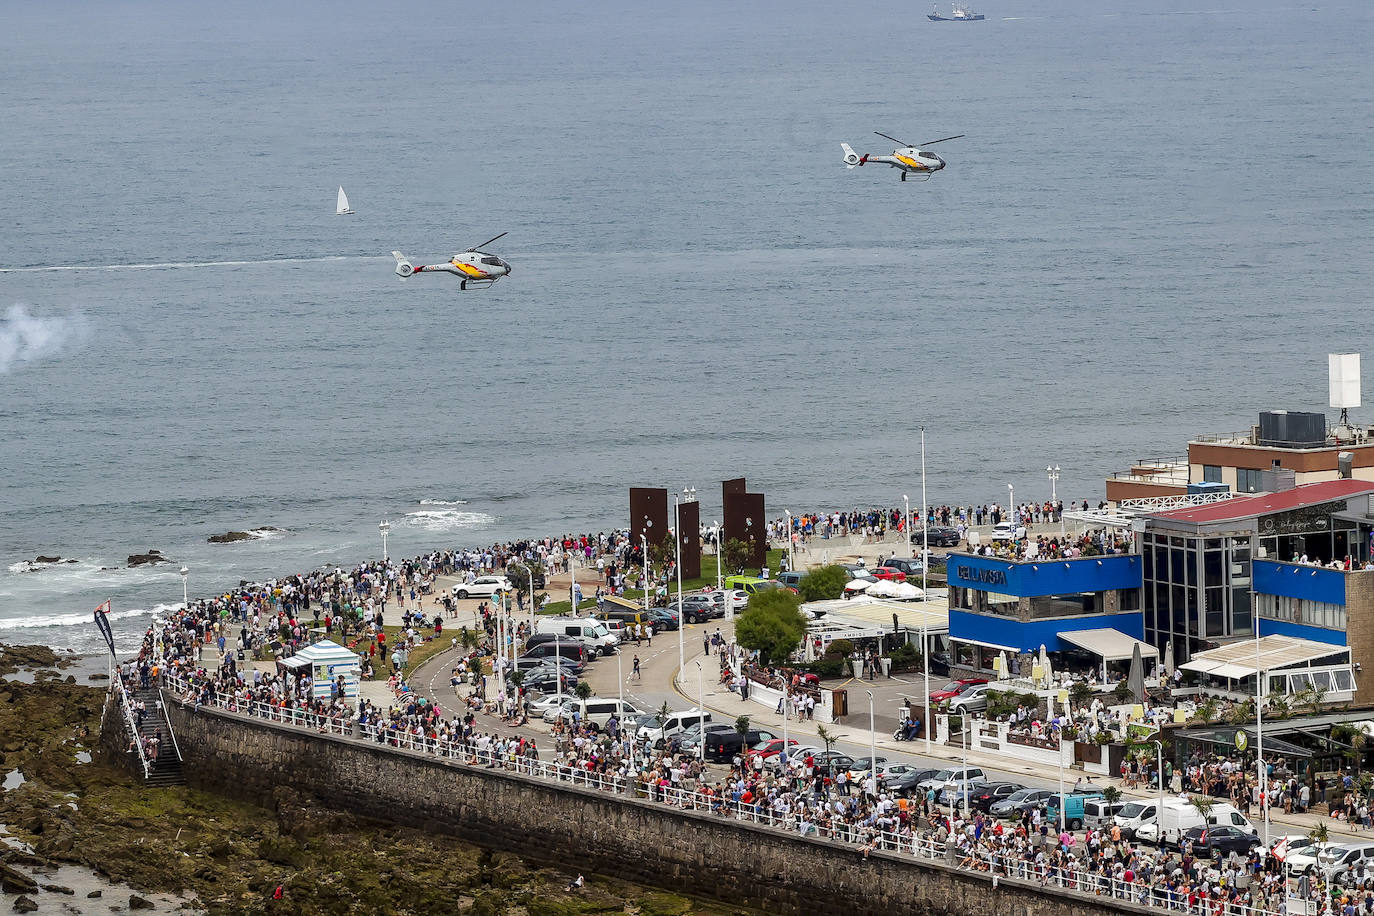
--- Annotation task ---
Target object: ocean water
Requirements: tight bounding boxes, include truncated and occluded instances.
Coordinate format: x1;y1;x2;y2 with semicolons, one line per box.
1;0;1370;653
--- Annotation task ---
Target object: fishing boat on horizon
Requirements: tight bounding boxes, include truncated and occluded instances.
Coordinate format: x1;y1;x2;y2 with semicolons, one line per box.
928;4;985;20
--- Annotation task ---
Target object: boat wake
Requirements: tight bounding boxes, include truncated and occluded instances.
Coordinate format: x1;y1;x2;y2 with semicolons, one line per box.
0;255;388;274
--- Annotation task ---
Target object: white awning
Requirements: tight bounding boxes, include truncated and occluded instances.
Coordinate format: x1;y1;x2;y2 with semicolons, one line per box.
952;635;1020;653
1179;634;1350;680
1057;628;1159;663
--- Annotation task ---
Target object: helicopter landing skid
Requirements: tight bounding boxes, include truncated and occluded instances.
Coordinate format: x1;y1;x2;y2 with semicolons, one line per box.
459;278;499;291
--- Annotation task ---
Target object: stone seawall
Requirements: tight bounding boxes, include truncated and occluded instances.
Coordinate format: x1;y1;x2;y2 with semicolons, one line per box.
162;694;1144;916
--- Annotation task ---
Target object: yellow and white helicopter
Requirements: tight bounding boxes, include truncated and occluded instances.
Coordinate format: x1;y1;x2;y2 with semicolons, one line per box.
841;132;964;182
392;233;511;290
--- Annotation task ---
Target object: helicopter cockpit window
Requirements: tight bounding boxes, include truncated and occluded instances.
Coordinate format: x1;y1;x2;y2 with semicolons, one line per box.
480;257;503;266
919;152;940;161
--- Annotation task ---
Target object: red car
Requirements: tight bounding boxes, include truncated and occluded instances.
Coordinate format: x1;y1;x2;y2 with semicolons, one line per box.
929;678;988;703
871;567;908;582
747;738;799;760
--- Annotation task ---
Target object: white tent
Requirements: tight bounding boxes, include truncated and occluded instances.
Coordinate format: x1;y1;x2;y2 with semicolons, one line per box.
290;639;362;701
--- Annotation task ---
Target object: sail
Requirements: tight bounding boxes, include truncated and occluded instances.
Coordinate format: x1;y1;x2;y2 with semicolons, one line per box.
336;186;352;214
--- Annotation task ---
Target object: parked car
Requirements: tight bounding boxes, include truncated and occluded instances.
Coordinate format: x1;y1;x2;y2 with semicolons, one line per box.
747;738;799;761
966;782;1025;813
929;678;988;703
677;594;724;624
776;571;804;590
1045;792;1106;831
706;728;780;763
1286;842;1374;882
887;769;943;797
918;766;985;794
927;651;952;677
811;751;857;775
990;788;1056;818
846;757;889;783
876;762;920;783
636;708;712;746
988;523;1025;541
707;589;750;613
452;575;512;599
948;683;992;714
913;525;962;547
676;723;735;755
871;567;908;582
1083;798;1127;830
518;641;590;667
645;608;680;631
524;633;599;658
521;667;578;694
883;557;926;577
1182;826;1263;860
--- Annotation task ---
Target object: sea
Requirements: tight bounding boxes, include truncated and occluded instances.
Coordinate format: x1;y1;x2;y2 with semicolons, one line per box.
1;0;1370;656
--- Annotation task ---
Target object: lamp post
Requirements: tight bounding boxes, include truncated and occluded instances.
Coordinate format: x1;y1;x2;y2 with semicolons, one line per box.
714;520;723;590
1058;724;1067;833
569;542;577;615
1257;623;1269;846
640;532;650;614
866;689;877;799
1007;484;1015;527
1047;465;1063;538
920;428;932;753
527;562;536;632
379;519;391;562
179;566;189;610
675;494;685;688
696;661;706;764
783;509;795;573
616;647;624;710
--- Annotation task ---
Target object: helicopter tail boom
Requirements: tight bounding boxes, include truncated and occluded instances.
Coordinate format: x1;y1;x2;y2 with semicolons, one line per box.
391;251;414;279
841;142;862;168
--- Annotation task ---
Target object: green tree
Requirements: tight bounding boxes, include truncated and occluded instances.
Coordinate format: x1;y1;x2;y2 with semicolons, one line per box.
722;538;754;576
735;715;751;738
1189;794;1215;822
816;724;838;756
574;682;592;701
504;563;549;613
734;589;808;666
797;565;848;603
1102;786;1123;805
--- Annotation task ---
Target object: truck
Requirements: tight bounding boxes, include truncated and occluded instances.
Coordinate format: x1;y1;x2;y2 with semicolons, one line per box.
1151;797;1257;847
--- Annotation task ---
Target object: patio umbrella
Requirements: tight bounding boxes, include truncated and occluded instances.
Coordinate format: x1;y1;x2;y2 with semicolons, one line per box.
1039;644;1053;687
1128;643;1146;706
997;651;1011;681
1163;639;1175;678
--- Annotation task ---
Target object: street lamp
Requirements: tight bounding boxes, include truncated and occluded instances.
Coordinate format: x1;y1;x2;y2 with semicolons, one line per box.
714;520;723;591
1257;624;1269;845
675;494;685;687
783;509;795;573
920;428;931;753
378;519;391;562
1007;484;1014;527
640;531;650;614
179;566;189;610
866;689;877;797
1047;465;1063;538
696;661;706;764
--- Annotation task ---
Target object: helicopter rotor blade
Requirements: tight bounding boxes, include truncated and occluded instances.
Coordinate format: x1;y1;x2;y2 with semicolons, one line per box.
466;231;508;252
918;134;965;147
875;131;913;148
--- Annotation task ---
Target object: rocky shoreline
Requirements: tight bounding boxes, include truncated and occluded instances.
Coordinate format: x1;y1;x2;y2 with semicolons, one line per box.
0;644;752;916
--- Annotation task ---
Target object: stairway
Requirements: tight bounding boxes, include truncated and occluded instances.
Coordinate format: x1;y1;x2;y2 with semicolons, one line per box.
128;686;186;787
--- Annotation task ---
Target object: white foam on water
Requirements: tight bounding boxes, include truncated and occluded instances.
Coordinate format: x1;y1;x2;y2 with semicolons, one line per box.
0;254;387;273
247;527;286;540
0;604;170;631
418;499;468;506
403;509;496;533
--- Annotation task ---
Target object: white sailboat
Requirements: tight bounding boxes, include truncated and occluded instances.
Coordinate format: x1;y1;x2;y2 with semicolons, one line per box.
336;186;354;215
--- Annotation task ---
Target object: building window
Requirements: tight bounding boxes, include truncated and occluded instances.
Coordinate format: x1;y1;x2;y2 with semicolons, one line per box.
1237;468;1264;494
1203;465;1223;483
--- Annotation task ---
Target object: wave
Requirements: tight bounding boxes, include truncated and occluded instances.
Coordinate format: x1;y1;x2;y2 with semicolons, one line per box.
0;305;88;375
247;527;286;540
0;606;163;631
0;255;389;274
418;499;468;507
403;509;496;533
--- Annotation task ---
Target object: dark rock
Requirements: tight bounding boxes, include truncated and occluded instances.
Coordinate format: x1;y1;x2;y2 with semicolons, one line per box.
207;531;254;544
127;551;167;568
129;894;155;909
12;895;37;913
41;883;75;894
33;556;62;564
86;891;101;898
0;861;39;894
88;673;109;681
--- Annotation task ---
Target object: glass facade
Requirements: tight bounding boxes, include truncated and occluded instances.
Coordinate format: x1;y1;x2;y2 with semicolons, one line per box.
1143;532;1252;657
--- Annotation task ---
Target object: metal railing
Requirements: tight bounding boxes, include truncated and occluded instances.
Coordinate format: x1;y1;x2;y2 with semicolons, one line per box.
164;673;1298;916
113;679;151;779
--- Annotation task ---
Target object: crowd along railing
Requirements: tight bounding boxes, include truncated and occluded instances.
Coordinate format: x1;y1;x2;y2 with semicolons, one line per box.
163;673;1295;916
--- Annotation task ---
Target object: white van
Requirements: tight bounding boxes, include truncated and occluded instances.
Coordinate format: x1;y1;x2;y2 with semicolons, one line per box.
1083;799;1126;830
572;698;640;731
1113;799;1161;839
636;708;712;746
535;616;619;655
1155;798;1256;846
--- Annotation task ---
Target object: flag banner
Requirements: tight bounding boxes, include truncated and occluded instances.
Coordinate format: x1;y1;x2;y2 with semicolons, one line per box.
93;600;116;659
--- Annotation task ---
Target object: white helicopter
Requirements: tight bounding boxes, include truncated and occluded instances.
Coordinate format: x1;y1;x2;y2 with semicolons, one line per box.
841;132;964;181
392;233;512;290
